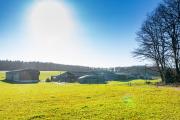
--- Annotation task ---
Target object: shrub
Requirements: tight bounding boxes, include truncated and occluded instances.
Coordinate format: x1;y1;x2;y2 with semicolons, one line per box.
45;78;51;82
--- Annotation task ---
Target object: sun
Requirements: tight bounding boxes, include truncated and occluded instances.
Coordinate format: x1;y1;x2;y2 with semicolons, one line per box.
27;0;75;45
25;0;88;65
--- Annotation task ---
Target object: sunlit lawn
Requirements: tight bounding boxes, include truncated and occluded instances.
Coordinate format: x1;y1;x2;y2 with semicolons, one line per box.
39;71;64;80
0;71;179;120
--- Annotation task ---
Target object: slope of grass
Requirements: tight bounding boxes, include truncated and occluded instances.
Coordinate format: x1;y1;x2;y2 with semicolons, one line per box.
108;79;161;85
0;71;179;120
0;71;5;80
39;71;64;80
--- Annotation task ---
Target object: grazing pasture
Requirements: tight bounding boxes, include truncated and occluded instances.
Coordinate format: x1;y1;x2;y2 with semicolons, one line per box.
39;71;64;81
0;71;179;120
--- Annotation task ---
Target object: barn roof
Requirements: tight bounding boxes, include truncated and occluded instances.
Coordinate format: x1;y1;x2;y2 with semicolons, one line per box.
78;75;94;79
6;69;39;73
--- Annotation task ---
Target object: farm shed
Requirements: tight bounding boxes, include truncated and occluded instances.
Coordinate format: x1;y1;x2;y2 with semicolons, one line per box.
51;71;77;83
6;69;40;83
78;75;106;84
70;71;95;78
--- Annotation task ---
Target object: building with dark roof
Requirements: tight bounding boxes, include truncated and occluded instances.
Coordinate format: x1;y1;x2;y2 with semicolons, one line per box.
51;71;77;83
6;69;40;83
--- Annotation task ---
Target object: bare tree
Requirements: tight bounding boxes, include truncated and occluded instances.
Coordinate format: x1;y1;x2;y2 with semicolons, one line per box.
133;0;180;83
133;11;168;83
159;0;180;82
134;0;180;83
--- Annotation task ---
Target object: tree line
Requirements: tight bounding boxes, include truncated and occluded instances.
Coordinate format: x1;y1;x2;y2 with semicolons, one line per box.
134;0;180;83
0;60;158;78
0;60;92;72
115;66;159;77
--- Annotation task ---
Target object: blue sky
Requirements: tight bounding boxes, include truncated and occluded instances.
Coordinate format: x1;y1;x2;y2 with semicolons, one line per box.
0;0;161;67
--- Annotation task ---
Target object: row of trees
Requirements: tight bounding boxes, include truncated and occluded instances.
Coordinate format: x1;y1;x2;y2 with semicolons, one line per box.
0;60;92;72
134;0;180;83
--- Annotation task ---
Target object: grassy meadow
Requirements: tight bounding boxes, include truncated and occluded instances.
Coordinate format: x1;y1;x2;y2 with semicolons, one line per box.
39;71;64;81
0;71;179;120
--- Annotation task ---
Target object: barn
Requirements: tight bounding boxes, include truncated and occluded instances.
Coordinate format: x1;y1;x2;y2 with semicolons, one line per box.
78;75;106;84
51;72;77;83
6;69;40;83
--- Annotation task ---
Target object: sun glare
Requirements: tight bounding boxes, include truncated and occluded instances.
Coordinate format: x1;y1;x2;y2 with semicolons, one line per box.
28;0;76;46
25;0;88;64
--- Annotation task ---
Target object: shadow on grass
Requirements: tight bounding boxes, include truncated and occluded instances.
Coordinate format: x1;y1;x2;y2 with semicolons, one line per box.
1;79;40;84
79;82;107;84
110;79;136;82
111;78;157;82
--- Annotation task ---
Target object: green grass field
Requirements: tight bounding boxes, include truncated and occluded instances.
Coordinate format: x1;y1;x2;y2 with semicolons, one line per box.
39;71;64;81
0;71;179;120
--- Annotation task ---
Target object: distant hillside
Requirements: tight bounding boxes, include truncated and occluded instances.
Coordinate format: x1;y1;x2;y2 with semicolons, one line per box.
0;60;159;77
114;66;159;77
0;60;92;72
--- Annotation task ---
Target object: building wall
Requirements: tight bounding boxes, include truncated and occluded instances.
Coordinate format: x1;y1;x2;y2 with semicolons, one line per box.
6;70;39;82
13;72;20;80
20;71;32;80
6;72;13;81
